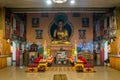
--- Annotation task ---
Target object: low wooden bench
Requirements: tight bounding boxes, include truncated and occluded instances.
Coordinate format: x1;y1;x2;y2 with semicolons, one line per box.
74;62;84;72
83;63;94;72
37;62;48;71
27;63;38;72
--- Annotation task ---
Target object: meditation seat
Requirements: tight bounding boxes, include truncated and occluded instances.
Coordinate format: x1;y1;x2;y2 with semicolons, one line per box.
78;55;87;64
38;62;48;71
74;61;84;72
27;63;38;72
83;63;94;72
69;57;74;66
27;55;43;72
75;55;94;72
46;57;53;66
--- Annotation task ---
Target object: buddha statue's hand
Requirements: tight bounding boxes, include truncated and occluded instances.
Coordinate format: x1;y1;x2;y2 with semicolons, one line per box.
52;38;56;41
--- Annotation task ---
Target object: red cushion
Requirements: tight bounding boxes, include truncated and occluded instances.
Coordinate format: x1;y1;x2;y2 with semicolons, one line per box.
47;58;52;60
34;56;43;62
34;58;40;63
78;55;82;60
84;63;93;68
28;63;38;67
82;58;87;64
78;56;87;64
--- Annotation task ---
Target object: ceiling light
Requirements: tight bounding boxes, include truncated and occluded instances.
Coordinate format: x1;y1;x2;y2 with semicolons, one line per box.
70;0;75;4
47;0;52;5
52;0;67;4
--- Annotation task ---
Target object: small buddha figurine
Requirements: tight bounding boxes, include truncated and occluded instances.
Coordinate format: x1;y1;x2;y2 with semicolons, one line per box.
52;20;70;44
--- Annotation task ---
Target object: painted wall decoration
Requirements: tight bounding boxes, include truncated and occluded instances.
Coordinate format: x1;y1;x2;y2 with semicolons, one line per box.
78;29;86;39
32;18;39;28
82;18;89;27
26;13;93;44
35;30;43;39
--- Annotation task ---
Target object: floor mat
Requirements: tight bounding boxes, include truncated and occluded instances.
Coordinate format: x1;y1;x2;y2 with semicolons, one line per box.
53;74;68;80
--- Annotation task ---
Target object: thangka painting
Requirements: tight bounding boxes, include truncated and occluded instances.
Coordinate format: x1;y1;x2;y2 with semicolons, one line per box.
5;12;11;39
78;30;86;39
32;18;39;28
103;18;109;40
82;18;89;27
5;24;11;39
35;30;43;39
95;21;100;37
109;11;117;38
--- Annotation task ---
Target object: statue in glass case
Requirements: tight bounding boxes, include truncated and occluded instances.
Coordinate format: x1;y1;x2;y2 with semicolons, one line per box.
55;48;67;64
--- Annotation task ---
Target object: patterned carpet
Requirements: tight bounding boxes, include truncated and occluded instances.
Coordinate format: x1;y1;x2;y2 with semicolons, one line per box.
53;74;68;80
47;67;75;72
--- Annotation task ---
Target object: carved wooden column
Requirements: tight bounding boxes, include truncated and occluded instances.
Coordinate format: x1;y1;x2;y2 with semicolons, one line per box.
0;7;5;38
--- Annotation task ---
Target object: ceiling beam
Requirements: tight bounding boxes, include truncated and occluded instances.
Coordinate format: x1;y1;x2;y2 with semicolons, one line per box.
7;7;112;13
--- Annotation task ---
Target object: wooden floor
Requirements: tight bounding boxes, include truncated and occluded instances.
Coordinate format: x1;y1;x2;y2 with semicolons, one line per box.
0;66;120;80
47;67;74;72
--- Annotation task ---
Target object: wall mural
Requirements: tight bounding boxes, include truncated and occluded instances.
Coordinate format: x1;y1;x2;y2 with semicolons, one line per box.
49;13;73;41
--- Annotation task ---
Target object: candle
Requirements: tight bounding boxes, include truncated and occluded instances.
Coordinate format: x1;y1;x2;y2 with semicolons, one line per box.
44;40;47;58
44;40;46;50
75;40;76;50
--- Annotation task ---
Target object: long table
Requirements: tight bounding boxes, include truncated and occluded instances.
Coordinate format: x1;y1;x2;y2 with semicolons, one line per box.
0;55;7;69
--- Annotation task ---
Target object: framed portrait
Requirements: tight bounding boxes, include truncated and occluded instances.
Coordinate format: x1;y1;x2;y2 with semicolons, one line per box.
35;30;43;39
32;18;39;28
82;18;89;27
78;30;86;39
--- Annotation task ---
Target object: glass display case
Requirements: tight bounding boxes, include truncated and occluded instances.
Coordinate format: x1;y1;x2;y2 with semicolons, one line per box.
56;51;67;64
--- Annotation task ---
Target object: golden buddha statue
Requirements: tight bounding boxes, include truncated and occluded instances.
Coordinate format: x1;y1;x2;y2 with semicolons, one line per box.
52;20;70;44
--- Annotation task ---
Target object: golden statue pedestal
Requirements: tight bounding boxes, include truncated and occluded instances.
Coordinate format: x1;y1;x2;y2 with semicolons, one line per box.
51;40;71;45
49;41;73;57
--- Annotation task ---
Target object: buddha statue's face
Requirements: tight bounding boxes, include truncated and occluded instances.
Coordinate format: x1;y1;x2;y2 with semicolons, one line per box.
58;21;63;29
